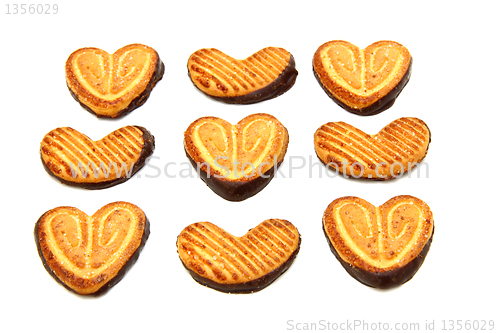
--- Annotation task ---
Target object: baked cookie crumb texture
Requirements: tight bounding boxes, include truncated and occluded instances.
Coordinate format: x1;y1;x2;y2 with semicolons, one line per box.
66;43;164;118
40;126;155;189
314;117;430;179
313;40;411;115
188;47;298;104
34;201;150;295
184;113;288;201
323;195;434;289
177;219;301;293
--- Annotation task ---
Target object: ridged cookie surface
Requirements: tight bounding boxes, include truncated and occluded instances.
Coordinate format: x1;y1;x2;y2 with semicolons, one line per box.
34;202;149;295
177;219;300;293
40;126;154;189
313;40;411;115
323;195;434;289
188;47;297;104
184;113;288;201
314;117;430;179
66;43;164;118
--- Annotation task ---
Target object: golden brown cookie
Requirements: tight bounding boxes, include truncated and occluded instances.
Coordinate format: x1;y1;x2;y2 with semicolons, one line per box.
314;117;430;179
187;47;297;104
313;40;411;115
184;113;288;201
66;43;164;118
40;126;154;189
177;219;300;293
323;195;434;289
34;202;149;295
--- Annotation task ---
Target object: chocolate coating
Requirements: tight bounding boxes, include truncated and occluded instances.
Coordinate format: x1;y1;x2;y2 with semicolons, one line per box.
68;58;165;119
34;213;150;296
189;55;298;104
184;148;283;201
40;126;155;190
314;118;431;181
179;235;301;293
313;58;412;116
322;222;434;289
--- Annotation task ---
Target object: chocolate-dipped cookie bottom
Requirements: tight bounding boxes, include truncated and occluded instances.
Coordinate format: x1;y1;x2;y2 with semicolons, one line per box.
185;148;284;201
189;55;298;105
41;126;155;190
34;214;150;296
322;223;433;289
313;58;412;116
314;117;430;181
180;236;300;294
68;59;165;119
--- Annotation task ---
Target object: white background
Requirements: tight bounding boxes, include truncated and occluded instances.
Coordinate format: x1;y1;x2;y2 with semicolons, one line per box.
1;1;499;332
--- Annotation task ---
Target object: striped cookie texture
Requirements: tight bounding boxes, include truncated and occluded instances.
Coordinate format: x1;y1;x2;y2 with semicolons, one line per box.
177;219;301;293
66;43;164;118
314;117;430;179
187;47;298;104
313;40;411;115
35;202;149;295
40;126;154;189
323;196;434;289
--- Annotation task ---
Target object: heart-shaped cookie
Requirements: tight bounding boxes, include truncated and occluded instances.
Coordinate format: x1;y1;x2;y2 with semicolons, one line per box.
66;43;164;118
313;40;412;115
323;196;434;289
314;117;430;179
177;219;300;293
187;47;298;104
184;113;288;201
40;126;155;189
34;202;149;295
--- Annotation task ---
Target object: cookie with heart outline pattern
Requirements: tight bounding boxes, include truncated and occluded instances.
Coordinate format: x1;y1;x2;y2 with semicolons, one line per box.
177;219;300;293
187;47;298;104
184;113;288;201
314;117;430;179
40;125;155;189
66;43;164;118
323;195;434;289
313;40;412;115
34;201;149;295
